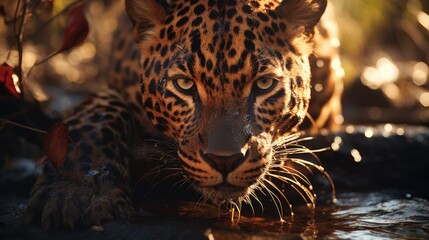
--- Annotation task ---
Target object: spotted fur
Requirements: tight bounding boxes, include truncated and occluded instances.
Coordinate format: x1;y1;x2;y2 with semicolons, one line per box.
24;0;343;229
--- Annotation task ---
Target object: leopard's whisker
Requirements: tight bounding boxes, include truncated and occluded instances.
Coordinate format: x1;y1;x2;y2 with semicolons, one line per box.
141;171;183;199
274;146;329;155
269;164;313;187
288;158;336;202
193;193;207;210
229;200;242;223
170;177;189;191
272;132;304;147
263;177;294;217
259;181;284;221
269;167;312;186
137;164;180;182
249;189;264;215
267;172;314;207
243;195;256;216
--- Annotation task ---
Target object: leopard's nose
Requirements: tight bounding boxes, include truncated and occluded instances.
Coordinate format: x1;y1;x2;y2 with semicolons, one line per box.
203;152;246;175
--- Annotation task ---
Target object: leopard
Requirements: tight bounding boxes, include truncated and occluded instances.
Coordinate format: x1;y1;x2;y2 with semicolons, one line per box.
23;0;343;229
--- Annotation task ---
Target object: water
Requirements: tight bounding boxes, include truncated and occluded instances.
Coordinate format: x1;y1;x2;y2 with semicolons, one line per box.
131;192;429;239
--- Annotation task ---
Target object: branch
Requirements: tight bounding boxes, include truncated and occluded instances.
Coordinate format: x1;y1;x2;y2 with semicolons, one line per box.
13;0;27;96
0;118;47;134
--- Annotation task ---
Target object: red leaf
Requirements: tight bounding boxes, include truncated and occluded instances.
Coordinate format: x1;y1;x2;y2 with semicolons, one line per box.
43;122;70;170
0;63;21;99
58;4;89;53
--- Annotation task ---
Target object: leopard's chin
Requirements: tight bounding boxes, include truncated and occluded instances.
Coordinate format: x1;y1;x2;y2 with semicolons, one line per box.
197;184;251;204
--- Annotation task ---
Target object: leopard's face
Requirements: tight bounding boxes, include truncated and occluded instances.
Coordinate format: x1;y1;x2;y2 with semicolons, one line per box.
126;0;327;203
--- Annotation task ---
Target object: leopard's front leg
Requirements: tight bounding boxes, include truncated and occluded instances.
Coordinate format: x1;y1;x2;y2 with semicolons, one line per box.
23;89;138;229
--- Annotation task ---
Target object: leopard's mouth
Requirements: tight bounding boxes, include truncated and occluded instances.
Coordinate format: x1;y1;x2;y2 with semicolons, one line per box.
178;136;272;203
196;184;250;203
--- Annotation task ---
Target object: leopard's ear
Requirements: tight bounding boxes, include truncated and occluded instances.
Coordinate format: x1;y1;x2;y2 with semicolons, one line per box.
125;0;168;41
275;0;327;34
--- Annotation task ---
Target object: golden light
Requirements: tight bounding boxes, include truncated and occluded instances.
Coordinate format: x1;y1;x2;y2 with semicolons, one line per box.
331;136;342;151
68;43;96;65
330;55;344;80
419;92;429;107
382;123;393;138
382;83;400;100
330;38;341;48
11;73;21;94
316;59;325;68
412;62;428;86
334;114;344;125
30;84;48;102
417;11;429;31
364;128;374;138
361;67;381;89
315;83;324;92
50;56;82;83
361;57;399;90
384;123;393;132
345;125;355;134
351;149;362;163
23;50;38;69
376;57;399;83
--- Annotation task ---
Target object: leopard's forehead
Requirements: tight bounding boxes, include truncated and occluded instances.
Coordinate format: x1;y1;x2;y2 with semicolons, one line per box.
144;0;304;96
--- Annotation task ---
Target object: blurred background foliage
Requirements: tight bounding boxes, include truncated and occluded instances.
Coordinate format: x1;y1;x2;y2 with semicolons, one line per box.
0;0;428;122
332;0;429;125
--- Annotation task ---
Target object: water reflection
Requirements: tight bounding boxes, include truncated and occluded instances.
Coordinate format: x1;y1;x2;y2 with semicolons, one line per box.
332;194;429;239
137;192;429;239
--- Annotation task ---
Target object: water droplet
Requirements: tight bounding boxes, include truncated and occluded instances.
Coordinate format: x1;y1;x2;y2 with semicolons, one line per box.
309;185;313;191
332;197;338;203
405;193;412;198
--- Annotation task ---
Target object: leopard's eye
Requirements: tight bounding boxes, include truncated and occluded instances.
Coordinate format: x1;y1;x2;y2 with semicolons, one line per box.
174;78;195;92
255;78;276;91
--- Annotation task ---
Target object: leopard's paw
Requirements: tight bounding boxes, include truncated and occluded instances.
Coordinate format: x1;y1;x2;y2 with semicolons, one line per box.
23;180;133;229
